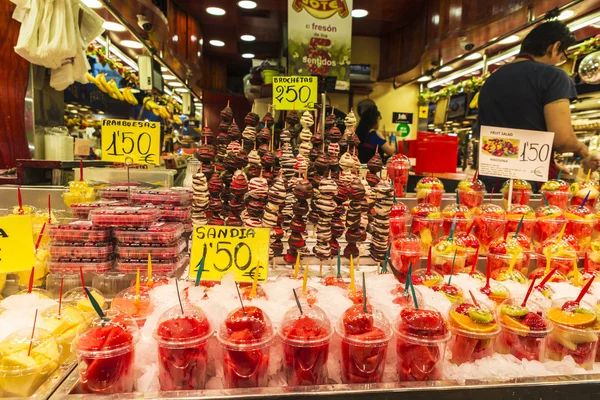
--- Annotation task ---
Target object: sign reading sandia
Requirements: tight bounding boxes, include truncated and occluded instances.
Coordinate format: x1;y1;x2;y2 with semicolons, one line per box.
288;0;353;91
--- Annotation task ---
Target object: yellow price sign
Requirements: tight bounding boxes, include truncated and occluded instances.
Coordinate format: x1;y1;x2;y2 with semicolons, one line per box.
190;226;269;283
101;119;161;165
273;76;318;110
419;106;428;119
0;215;35;274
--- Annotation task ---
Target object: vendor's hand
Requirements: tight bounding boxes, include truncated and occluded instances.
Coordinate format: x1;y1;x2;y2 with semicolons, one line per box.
575;142;589;159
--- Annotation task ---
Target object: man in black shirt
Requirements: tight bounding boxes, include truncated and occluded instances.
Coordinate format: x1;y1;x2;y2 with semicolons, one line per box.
478;21;588;187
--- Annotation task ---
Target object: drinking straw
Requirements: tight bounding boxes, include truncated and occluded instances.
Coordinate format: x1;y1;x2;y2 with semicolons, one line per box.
294;253;301;280
575;276;595;304
58;277;64;317
404;262;413;293
456;191;460;205
147;254;153;287
448;216;457;241
557;170;563;180
448;250;457;286
235;283;246;316
541;193;549;207
84;288;105;321
426;247;432;274
80;159;84;181
135;269;141;304
507;179;514;210
557;223;567;242
349;255;356;293
47;195;51;223
362;273;367;313
466;220;475;236
292;289;303;315
521;277;537;307
27;266;35;293
584;252;589;273
472;170;478;183
79;266;87;298
579;190;591;210
337;249;341;278
572;258;582;287
586;168;591;184
469;248;480;276
381;243;391;274
469;290;480;307
302;263;309;294
537;266;561;288
409;280;419;310
483;259;491;292
408;217;414;235
513;215;525;238
34;223;47;253
195;254;205;287
506;252;518;274
27;309;38;356
175;279;184;315
17;186;23;214
489;188;494;203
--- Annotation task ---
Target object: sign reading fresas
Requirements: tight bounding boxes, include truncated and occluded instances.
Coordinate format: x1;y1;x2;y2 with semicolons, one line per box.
101;119;161;165
273;76;318;110
0;215;35;274
478;126;555;182
190;226;269;283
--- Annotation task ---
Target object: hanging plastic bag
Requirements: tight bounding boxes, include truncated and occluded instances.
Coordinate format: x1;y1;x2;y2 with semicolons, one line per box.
10;0;31;23
79;1;105;44
50;58;74;91
13;0;44;65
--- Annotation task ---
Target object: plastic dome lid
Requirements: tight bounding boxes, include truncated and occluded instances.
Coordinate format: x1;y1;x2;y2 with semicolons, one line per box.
475;203;505;217
0;328;60;373
278;305;333;346
41;304;85;331
393;305;451;343
111;286;153;319
506;204;534;218
388;154;410;166
16;288;53;300
566;204;594;218
448;301;500;338
458;178;485;191
502;179;531;192
432;239;466;257
442;203;472;218
217;306;275;350
541;179;569;192
411;203;441;219
488;236;526;255
74;310;139;357
535;205;564;218
63;287;108;310
154;304;213;348
537;235;579;256
497;298;552;336
336;304;392;344
392;233;422;251
416;176;444;190
548;298;600;333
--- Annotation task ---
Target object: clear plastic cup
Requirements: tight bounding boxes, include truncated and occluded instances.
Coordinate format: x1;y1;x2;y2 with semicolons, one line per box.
393;306;451;381
279;305;333;386
410;203;442;255
387;154;410;197
15;288;53;300
389;202;409;239
441;203;472;236
111;286;154;328
415;177;445;207
534;205;566;249
506;204;535;240
73;310;140;394
472;204;506;255
411;269;444;288
448;301;500;364
457;179;485;209
540;179;570;209
431;239;467;275
337;304;392;384
535;235;579;276
63;287;108;317
41;305;85;363
0;328;61;397
431;283;464;303
291;287;319;307
480;282;511;305
588;240;600;272
217;305;275;388
501;179;532;209
390;233;422;284
565;206;596;254
390;286;425;308
569;181;599;210
154;304;212;391
496;298;552;361
542;299;599;369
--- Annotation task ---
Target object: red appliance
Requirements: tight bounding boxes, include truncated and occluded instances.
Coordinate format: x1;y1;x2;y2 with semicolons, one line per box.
414;132;458;174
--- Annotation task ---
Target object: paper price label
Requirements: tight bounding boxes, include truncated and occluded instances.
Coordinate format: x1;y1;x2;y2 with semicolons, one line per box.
190;226;269;283
478;126;555;182
101;119;161;165
0;215;35;274
273;76;318;110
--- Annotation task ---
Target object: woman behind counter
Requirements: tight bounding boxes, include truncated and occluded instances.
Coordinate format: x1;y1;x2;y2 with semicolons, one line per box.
356;106;396;163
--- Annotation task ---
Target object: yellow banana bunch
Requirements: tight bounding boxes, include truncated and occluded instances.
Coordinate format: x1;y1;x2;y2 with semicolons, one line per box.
97;73;111;93
107;79;125;101
143;97;160;111
123;87;138;105
173;115;182;125
159;106;171;120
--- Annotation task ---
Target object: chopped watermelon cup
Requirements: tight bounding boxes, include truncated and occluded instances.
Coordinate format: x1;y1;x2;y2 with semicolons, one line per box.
154;304;212;391
387;154;410;197
410;203;442;256
565;205;596;254
336;304;392;384
393;306;451;382
217;306;275;388
541;180;570;209
506;204;536;240
415;177;445;208
496;299;552;361
390;233;422;284
73;311;139;394
542;299;599;370
534;205;566;249
448;301;500;364
457;179;486;209
569;181;600;210
279;305;333;386
472;204;506;255
431;238;467;275
441;203;473;236
389;202;409;238
501;179;532;209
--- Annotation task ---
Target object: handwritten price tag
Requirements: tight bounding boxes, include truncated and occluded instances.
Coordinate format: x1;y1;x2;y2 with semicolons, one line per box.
273;76;318;110
0;215;35;274
478;125;555;182
189;226;270;283
101;119;161;165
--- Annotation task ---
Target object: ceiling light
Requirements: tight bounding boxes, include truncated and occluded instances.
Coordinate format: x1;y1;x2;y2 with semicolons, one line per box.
97;110;104;114
242;53;255;59
352;9;368;18
102;21;125;32
209;40;225;47
570;104;576;109
197;51;201;57
241;35;255;42
417;75;432;82
168;81;184;87
206;7;226;16
175;88;189;93
120;40;143;49
67;104;76;108
191;35;197;42
160;67;167;72
498;35;520;45
163;74;176;80
172;35;179;42
81;0;102;8
569;15;600;31
238;1;257;9
558;10;575;20
439;66;453;73
465;52;482;60
71;110;79;114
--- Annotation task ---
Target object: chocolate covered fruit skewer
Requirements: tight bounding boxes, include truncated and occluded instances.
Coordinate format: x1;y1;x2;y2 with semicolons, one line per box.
313;174;338;267
207;172;225;225
285;175;313;264
191;166;209;226
244;170;269;228
370;178;394;263
262;173;287;258
344;177;366;261
298;111;314;158
227;170;248;226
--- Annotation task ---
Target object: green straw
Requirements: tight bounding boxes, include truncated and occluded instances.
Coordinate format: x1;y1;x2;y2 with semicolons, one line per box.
362;272;368;313
513;215;525;238
194;254;205;287
448;216;457;241
541;193;549;207
292;289;303;315
381;244;391;273
447;250;457;286
409;280;419;309
404;262;413;293
557;170;562;180
337;249;341;278
84;287;105;319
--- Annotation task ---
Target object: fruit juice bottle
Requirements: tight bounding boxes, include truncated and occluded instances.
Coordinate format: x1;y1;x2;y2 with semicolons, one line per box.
496;299;552;361
448;301;500;364
0;328;61;397
336;304;392;384
534;205;566;249
393;305;451;381
73;311;140;394
389;233;422;284
457;178;486;209
415;177;445;208
154;304;212;391
387;154;410;197
217;305;275;388
501;179;532;209
487;235;532;276
430;238;467;275
540;179;570;209
41;305;85;363
542;299;599;369
111;286;154;328
505;204;535;240
279;305;333;386
569;181;600;210
472;203;506;255
565;205;596;254
441;203;472;236
534;235;579;276
410;203;442;256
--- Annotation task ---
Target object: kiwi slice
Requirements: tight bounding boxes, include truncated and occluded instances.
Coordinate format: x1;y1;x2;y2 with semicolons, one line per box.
500;304;528;317
468;308;494;324
574;307;594;316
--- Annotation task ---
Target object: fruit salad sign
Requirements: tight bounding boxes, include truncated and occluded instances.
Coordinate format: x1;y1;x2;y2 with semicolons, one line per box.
0;215;35;273
101;119;161;165
478;126;555;182
190;226;270;283
288;0;353;90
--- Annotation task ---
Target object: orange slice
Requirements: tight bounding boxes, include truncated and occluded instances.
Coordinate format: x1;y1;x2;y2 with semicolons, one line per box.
500;314;530;336
450;310;497;333
547;308;597;327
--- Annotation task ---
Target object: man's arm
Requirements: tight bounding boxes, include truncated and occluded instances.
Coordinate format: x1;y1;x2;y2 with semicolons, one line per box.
544;99;588;158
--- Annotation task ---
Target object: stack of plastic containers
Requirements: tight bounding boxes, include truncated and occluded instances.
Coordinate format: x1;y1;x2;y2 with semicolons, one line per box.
131;188;192;226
